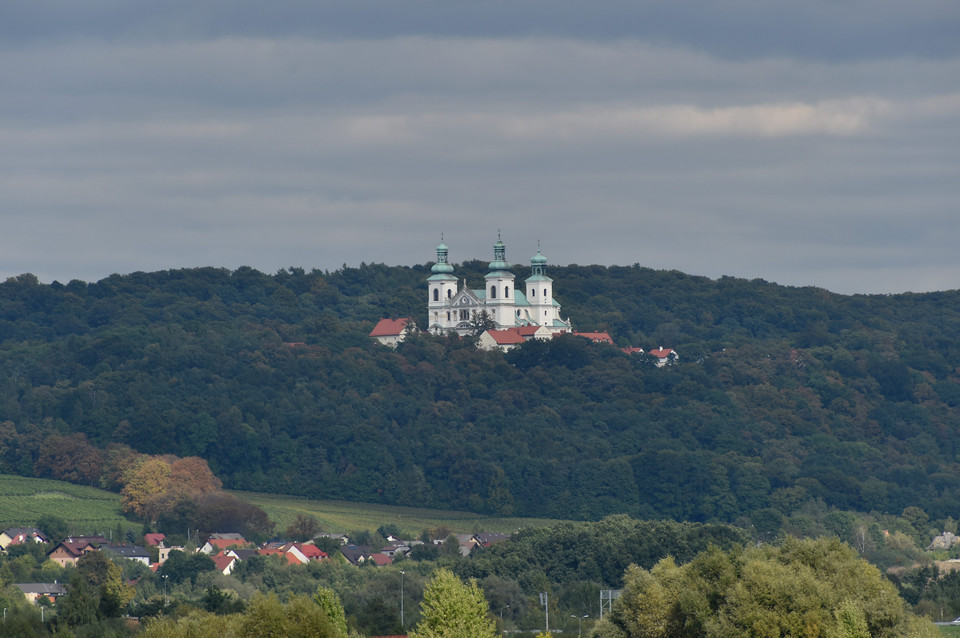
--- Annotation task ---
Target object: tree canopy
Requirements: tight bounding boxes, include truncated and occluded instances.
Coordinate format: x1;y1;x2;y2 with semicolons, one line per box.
592;537;938;638
410;568;498;638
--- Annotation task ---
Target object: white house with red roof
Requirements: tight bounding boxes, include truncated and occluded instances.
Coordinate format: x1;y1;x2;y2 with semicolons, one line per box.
369;317;415;347
478;328;527;352
649;347;678;367
426;237;573;336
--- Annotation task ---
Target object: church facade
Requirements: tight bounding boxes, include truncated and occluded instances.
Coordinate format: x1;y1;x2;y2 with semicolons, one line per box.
427;237;573;336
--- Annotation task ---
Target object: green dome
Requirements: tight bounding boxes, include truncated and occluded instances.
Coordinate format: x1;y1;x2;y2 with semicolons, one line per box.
432;241;455;275
488;238;512;272
531;250;547;265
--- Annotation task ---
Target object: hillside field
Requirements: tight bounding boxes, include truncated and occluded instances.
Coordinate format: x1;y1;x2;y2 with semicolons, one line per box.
0;474;558;537
236;490;562;536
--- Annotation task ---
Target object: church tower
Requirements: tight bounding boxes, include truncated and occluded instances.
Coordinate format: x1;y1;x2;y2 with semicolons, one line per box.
427;240;457;331
526;246;556;326
484;235;516;328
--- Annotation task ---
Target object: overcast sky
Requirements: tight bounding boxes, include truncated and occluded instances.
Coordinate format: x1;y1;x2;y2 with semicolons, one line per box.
2;1;958;294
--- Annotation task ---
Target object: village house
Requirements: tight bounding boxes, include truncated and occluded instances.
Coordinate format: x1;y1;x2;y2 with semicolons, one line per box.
369;317;416;347
14;582;67;604
47;540;98;567
101;544;151;565
0;527;48;550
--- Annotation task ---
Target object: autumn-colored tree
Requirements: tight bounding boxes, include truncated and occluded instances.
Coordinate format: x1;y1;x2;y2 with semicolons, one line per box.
34;433;104;485
120;455;172;522
170;455;223;494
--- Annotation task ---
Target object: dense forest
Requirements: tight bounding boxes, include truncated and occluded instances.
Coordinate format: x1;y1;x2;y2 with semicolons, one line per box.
1;262;960;526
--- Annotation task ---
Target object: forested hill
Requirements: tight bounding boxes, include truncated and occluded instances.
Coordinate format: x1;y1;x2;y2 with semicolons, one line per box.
2;263;960;525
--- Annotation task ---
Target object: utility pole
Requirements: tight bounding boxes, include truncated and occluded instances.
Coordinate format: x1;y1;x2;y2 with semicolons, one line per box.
539;592;549;633
400;570;405;630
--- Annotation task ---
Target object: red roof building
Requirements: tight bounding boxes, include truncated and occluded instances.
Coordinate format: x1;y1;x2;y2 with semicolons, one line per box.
478;329;527;352
370;318;415;347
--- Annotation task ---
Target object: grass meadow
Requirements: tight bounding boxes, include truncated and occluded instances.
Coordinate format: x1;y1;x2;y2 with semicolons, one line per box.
0;475;557;538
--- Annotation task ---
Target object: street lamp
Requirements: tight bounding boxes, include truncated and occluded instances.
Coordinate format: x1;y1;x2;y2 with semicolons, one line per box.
571;614;589;637
162;574;169;607
500;604;510;621
400;570;405;630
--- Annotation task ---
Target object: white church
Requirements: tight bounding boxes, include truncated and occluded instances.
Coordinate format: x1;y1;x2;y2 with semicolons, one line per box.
427;236;573;336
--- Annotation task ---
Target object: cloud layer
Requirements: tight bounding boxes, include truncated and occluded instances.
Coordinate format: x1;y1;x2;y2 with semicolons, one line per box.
1;3;958;294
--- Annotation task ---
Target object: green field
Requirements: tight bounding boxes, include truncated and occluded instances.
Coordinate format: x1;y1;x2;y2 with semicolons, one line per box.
0;474;127;533
0;474;559;537
235;490;563;536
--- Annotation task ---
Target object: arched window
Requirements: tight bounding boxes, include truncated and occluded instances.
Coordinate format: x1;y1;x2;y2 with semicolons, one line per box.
490;286;497;299
531;289;536;298
504;285;510;298
543;288;548;298
516;310;520;317
433;288;439;302
447;289;452;298
447;312;451;321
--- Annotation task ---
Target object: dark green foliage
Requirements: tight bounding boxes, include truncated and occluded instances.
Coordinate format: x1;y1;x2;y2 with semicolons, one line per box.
157;549;217;584
2;264;960;523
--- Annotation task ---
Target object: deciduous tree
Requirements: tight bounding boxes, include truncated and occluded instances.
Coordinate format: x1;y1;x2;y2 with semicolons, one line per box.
410;568;497;638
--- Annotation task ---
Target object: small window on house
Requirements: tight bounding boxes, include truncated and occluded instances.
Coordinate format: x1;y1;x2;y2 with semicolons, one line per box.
490;286;496;299
433;288;439;302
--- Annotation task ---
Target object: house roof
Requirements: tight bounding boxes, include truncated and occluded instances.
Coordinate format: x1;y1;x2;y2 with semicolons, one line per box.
484;329;526;345
49;540;95;558
297;543;328;559
368;553;393;566
102;544;150;559
370;318;412;337
213;554;236;573
14;583;67;596
474;532;511;546
144;533;166;546
227;548;259;561
622;347;644;355
649;347;675;358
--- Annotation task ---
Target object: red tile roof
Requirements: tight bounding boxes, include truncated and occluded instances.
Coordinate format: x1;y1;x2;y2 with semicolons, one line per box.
213;554;236;573
296;543;328;559
485;329;526;345
369;553;393;566
370;318;412;337
649;347;674;358
144;533;166;546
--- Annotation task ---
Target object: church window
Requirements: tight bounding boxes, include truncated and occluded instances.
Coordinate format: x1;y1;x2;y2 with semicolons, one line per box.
543;288;548;298
447;312;451;321
516;310;520;317
447;289;452;299
531;289;535;298
433;288;439;302
504;285;510;298
490;286;496;299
